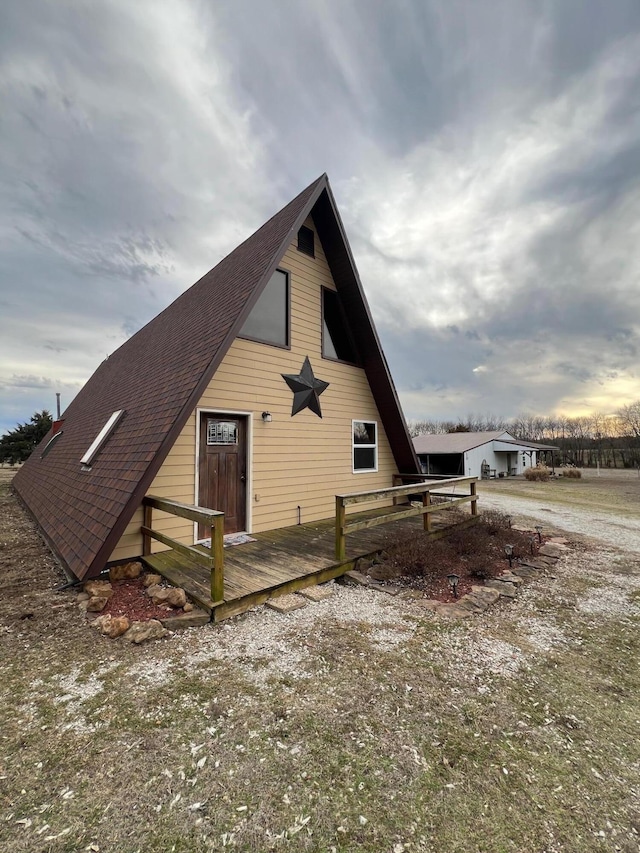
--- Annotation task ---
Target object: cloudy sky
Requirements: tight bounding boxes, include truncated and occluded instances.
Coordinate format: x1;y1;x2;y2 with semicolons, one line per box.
2;0;639;435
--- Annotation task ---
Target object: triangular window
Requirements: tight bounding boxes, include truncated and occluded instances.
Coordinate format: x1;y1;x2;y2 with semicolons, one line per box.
322;288;358;364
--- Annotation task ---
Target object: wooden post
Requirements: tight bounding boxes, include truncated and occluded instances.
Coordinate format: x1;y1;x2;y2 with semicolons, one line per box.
470;480;478;516
335;496;346;561
142;502;152;556
211;516;224;603
423;490;432;532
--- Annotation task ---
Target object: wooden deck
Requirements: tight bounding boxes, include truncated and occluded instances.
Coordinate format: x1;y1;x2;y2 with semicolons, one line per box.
141;504;477;622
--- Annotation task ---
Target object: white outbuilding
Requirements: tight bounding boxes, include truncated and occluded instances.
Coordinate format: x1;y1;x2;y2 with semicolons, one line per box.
413;431;557;479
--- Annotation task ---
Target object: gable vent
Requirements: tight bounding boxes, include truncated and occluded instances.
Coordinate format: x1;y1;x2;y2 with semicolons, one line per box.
297;225;315;257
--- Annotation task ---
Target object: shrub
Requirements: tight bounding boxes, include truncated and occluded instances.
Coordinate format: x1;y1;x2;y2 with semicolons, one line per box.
380;516;531;581
480;509;512;535
523;464;551;482
560;467;582;478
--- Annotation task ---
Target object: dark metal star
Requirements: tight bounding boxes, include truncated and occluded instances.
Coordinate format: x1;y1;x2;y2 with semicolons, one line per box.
281;356;330;418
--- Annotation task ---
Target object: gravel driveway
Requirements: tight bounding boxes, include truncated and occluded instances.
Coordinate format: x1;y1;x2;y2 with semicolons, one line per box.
478;491;640;554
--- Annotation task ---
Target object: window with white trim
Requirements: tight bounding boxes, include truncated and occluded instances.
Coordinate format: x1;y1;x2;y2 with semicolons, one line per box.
352;420;377;472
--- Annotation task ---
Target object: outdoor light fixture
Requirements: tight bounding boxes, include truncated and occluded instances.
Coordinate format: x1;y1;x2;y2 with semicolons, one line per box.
447;573;461;598
504;544;514;568
506;514;512;528
530;536;537;555
535;525;542;543
261;411;272;423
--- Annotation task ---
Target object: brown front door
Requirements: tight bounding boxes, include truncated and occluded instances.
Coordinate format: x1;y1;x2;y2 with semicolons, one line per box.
198;414;247;536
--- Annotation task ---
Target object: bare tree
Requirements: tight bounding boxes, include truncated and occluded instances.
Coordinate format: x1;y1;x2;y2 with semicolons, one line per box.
618;401;640;438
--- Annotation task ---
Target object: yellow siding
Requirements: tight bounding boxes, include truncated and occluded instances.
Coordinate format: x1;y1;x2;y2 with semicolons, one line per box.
108;215;399;561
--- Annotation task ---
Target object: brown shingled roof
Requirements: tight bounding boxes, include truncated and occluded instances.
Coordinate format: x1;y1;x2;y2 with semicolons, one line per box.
14;174;418;581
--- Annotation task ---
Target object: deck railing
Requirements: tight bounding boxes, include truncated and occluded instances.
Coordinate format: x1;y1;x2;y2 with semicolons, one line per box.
142;495;225;603
335;476;478;561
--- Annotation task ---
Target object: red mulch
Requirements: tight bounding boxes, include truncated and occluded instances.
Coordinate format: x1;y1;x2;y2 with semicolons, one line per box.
99;578;178;622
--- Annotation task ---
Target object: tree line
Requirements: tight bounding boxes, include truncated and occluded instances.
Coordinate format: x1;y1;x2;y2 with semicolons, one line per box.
2;403;640;469
408;401;640;469
0;411;53;465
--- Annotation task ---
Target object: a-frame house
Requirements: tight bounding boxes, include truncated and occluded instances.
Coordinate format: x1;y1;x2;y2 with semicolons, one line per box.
14;175;427;611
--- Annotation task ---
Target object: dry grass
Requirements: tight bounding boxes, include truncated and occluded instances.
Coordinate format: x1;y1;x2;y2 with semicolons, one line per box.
1;470;640;852
561;467;583;478
477;467;640;519
524;464;551;481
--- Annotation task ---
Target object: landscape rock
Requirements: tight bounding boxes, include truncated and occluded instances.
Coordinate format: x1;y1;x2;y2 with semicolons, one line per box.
470;585;501;606
266;594;308;613
485;579;518;598
123;619;168;643
457;594;488;613
498;571;524;585
143;573;162;588
511;564;540;579
92;613;131;638
368;582;402;596
513;557;555;573
539;543;565;558
76;591;89;602
147;586;187;608
183;602;194;612
86;596;111;612
109;561;142;582
436;603;474;619
83;580;113;599
340;570;370;587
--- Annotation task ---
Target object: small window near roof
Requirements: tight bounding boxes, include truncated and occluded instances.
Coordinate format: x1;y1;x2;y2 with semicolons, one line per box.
297;225;315;257
81;410;125;468
353;420;377;472
323;288;358;364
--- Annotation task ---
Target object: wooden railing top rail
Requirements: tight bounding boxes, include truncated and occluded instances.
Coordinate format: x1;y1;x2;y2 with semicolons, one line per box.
394;472;457;481
337;476;477;506
335;477;478;560
144;495;223;526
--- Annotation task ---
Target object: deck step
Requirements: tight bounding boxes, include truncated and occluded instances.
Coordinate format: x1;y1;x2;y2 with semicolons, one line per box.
265;594;308;613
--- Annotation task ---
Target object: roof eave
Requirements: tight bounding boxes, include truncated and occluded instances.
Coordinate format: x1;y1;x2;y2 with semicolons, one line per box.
311;183;420;475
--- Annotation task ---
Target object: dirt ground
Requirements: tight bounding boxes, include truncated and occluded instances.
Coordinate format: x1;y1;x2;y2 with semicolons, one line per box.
1;467;639;853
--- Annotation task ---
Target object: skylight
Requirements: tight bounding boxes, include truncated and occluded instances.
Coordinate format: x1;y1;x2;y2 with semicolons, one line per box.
81;410;125;467
41;431;63;459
